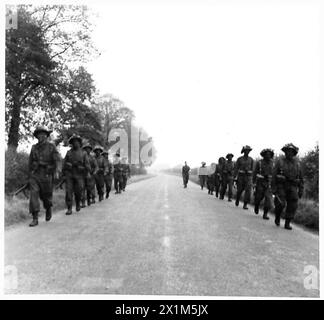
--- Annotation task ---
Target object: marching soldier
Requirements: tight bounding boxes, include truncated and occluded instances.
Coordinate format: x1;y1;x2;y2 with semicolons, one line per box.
253;148;274;220
93;145;107;202
207;163;216;195
113;152;123;194
234;146;254;210
102;149;113;198
215;157;225;198
182;161;190;188
82;143;98;206
272;143;304;230
63;134;90;215
219;154;235;202
121;157;131;192
28;126;61;227
198;162;208;190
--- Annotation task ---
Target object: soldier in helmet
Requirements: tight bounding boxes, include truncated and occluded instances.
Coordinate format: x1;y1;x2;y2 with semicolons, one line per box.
28;126;61;227
182;161;190;188
272;143;304;230
219;154;235;201
198;162;208;190
113;152;123;194
93;145;107;202
82;143;98;206
63;134;90;215
121;157;131;192
215;157;225;198
207;163;217;195
253;148;274;220
234;146;254;209
102;149;113;198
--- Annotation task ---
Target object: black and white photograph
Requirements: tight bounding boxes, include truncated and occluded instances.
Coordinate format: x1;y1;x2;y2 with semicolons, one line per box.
2;0;321;300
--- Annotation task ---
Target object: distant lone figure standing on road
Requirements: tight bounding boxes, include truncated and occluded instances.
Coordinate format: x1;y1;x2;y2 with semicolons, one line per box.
182;161;190;188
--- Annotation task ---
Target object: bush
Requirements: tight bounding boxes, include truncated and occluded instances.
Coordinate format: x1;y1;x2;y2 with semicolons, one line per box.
5;149;29;195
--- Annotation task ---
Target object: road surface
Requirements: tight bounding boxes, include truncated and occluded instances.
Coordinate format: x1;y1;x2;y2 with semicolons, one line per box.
5;174;319;297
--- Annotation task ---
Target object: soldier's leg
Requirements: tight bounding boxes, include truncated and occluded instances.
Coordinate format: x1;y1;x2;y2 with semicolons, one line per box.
81;176;87;208
227;177;233;201
274;187;286;226
263;187;272;219
65;176;73;215
254;183;264;215
219;177;227;200
243;176;252;209
215;177;220;197
29;176;40;226
122;175;127;191
39;174;54;221
235;176;244;206
74;175;84;211
284;186;298;230
96;174;104;201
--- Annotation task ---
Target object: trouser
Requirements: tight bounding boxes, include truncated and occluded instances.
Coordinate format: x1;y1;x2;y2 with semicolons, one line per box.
199;175;207;189
114;174;123;192
29;172;53;214
274;183;299;220
104;174;113;194
254;181;273;213
95;173;105;197
84;174;96;202
236;174;253;203
215;174;221;196
220;175;233;200
122;174;128;190
207;176;215;193
65;174;84;208
182;174;189;186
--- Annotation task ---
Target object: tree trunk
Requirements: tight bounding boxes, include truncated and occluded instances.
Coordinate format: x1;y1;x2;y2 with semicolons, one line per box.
7;98;22;151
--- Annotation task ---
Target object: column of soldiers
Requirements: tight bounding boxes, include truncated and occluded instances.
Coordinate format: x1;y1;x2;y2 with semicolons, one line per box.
28;127;131;227
182;143;304;231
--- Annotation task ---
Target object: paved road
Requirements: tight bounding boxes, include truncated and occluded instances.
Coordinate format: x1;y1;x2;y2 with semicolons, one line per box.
5;174;319;297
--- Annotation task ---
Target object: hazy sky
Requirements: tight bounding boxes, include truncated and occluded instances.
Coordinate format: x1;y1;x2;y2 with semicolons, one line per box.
87;0;320;168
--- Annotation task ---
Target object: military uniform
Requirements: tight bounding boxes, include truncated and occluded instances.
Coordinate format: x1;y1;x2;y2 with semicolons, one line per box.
28;127;60;226
215;157;225;198
182;163;190;188
219;154;235;201
82;143;98;206
121;160;131;191
272;143;304;230
94;145;107;201
63;135;90;214
235;146;254;209
113;154;123;194
207;163;216;195
253;149;274;219
103;149;113;198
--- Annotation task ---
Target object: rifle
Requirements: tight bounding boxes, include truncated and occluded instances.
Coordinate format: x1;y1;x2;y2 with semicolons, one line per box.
12;183;29;198
55;177;66;190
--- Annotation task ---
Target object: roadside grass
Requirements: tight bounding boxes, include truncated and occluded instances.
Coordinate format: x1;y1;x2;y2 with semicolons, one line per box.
5;174;156;227
176;173;319;232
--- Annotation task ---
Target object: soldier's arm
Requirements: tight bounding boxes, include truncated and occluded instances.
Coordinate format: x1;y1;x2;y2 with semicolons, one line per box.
83;152;91;173
234;158;239;178
28;145;35;174
271;160;279;193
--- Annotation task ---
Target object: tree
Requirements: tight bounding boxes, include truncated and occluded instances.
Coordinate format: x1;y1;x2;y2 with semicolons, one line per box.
5;5;97;150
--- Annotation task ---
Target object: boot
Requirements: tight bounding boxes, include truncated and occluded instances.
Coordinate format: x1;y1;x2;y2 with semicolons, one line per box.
243;202;248;210
215;192;218;198
274;212;280;226
29;212;39;227
76;201;81;212
99;194;103;201
284;219;292;230
235;199;239;206
66;207;72;215
92;198;96;204
263;208;269;220
106;192;109;199
228;198;232;202
87;198;91;206
81;200;86;208
45;207;52;221
254;205;259;215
